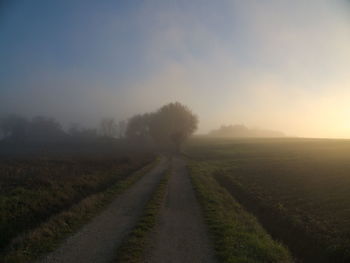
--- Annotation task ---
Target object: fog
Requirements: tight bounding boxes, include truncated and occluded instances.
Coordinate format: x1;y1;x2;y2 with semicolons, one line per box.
1;0;350;138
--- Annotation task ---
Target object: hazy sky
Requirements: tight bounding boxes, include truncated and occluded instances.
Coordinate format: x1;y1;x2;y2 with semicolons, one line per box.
1;0;350;137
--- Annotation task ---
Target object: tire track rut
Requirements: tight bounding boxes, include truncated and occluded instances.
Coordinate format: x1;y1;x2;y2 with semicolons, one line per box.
146;157;216;263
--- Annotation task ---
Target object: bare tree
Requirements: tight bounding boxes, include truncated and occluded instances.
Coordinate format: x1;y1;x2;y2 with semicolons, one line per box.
116;120;127;139
68;122;82;136
68;123;97;140
100;118;117;138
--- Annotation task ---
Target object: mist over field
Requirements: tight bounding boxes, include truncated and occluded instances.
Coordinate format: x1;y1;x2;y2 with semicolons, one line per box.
3;2;350;263
1;0;350;138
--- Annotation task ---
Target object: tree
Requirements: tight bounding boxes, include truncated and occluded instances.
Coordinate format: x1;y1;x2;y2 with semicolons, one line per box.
28;116;65;142
125;102;198;152
125;114;152;140
0;115;66;142
68;123;97;140
149;102;198;152
68;122;83;136
0;114;28;141
100;118;117;138
116;120;127;139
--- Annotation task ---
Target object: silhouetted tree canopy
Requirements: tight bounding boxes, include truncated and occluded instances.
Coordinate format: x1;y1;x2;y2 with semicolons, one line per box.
0;115;65;142
0;114;28;140
126;102;198;151
0;114;133;156
68;123;98;140
150;102;198;151
28;116;66;141
126;114;152;140
0;103;198;153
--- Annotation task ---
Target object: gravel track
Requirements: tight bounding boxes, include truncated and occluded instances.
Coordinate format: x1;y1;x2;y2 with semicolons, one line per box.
146;156;216;263
37;157;168;263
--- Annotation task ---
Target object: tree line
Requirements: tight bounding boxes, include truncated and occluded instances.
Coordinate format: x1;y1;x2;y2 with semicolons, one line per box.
0;115;123;143
0;102;198;152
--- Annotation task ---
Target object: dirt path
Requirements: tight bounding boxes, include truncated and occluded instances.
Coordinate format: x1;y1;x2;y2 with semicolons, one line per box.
146;156;216;263
37;157;168;263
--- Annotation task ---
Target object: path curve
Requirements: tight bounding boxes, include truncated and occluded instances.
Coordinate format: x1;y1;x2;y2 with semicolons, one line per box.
146;156;216;263
37;157;168;263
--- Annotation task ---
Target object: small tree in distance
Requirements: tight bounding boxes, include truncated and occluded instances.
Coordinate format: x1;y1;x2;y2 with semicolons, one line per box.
126;102;198;152
150;102;198;152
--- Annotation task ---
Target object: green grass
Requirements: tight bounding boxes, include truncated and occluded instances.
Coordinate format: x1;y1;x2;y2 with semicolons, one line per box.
186;137;350;262
113;167;170;263
187;159;293;263
0;158;158;263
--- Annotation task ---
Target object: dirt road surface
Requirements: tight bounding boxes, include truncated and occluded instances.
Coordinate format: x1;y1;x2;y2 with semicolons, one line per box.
37;157;168;263
146;156;216;263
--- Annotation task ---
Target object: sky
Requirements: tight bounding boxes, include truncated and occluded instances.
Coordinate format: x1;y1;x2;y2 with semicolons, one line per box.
1;0;350;138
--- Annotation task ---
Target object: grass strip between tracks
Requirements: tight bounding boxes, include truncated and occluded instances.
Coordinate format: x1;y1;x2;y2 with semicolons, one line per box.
114;167;170;263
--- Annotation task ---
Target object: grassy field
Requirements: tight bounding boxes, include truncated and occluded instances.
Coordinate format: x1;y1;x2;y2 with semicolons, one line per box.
185;137;350;263
0;153;154;261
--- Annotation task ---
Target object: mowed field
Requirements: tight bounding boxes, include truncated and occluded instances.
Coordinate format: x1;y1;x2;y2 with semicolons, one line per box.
185;137;350;263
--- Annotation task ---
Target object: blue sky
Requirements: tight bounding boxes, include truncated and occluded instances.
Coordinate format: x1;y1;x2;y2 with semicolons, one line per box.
1;0;350;137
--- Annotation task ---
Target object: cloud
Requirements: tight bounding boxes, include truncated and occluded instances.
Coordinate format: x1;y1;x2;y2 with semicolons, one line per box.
127;0;350;137
2;0;350;137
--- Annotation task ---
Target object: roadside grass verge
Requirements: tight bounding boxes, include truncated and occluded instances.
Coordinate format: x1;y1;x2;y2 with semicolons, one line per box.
0;158;159;263
213;173;327;263
187;159;293;263
113;167;170;263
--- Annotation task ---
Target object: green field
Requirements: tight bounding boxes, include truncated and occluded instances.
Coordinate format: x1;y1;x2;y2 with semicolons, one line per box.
186;137;350;263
